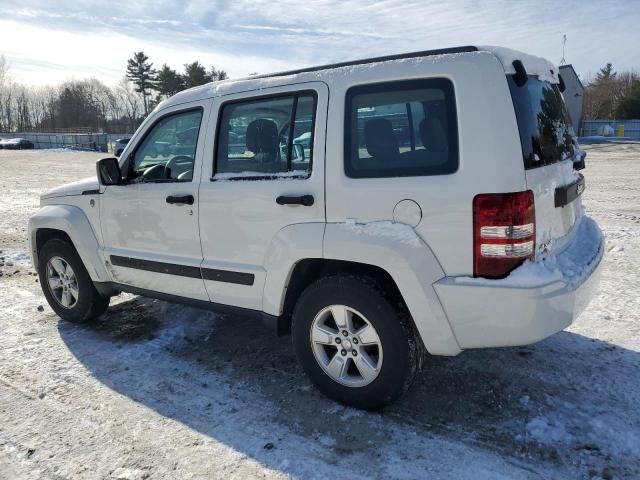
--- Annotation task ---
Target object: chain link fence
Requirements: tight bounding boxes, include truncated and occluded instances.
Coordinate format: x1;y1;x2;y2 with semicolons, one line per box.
581;120;640;140
0;132;133;153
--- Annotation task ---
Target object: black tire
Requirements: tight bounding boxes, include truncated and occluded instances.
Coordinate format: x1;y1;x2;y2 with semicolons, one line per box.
292;275;419;410
38;238;110;322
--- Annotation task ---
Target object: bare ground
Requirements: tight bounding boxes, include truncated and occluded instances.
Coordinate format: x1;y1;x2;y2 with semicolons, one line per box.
0;145;639;479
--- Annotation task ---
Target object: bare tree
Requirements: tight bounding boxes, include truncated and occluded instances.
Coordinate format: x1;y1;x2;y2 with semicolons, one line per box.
583;64;640;120
115;77;143;131
0;53;229;133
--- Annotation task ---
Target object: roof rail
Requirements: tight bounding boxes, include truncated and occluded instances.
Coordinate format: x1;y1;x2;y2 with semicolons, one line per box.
235;46;479;82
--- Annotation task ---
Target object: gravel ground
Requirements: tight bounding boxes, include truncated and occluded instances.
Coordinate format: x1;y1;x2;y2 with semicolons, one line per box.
0;145;639;479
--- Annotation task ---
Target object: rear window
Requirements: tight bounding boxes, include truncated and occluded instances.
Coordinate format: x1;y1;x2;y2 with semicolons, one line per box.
507;75;576;169
344;79;458;178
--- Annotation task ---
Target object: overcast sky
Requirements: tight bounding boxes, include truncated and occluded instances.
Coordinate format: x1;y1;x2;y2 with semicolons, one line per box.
1;0;638;87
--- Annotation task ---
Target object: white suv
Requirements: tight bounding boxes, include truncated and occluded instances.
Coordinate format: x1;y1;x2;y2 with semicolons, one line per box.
28;46;604;409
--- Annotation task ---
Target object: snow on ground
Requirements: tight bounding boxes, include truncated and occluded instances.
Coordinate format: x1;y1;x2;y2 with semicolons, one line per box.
1;146;639;479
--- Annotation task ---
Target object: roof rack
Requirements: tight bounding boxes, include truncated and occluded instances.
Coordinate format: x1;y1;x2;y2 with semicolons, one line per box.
237;46;479;81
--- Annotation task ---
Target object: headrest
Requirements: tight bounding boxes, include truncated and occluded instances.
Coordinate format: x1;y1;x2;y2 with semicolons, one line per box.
364;118;398;160
246;119;279;156
419;117;448;153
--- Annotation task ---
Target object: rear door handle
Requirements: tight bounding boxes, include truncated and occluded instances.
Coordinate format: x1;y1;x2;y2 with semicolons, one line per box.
166;194;194;205
276;195;314;206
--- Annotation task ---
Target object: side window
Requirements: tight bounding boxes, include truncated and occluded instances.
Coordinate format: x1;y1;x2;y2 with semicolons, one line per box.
344;79;458;178
215;93;315;178
130;109;203;182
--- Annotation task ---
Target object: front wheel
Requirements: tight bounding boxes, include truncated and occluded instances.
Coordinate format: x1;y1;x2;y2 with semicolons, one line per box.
38;238;110;322
292;275;419;410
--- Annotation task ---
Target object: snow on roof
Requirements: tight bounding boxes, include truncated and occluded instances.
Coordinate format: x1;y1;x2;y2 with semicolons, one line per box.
159;45;559;110
479;45;559;84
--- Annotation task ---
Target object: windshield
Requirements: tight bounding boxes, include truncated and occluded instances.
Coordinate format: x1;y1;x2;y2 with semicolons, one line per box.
507;75;576;169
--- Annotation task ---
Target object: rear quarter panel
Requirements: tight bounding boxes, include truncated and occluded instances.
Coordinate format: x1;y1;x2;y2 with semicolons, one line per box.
324;51;527;276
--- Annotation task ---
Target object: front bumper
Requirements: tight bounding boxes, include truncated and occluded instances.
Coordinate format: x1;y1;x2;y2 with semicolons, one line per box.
434;216;604;350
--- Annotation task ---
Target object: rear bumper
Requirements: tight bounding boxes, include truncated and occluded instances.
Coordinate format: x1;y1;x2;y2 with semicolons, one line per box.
434;216;604;349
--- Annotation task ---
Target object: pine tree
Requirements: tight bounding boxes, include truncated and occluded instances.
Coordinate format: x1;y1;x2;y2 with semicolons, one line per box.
615;80;640;119
156;64;184;98
595;63;616;83
126;52;156;115
183;62;209;89
209;67;228;82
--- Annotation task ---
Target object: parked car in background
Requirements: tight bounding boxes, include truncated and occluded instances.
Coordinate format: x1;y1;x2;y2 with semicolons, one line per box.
0;138;35;149
113;138;130;156
28;46;603;410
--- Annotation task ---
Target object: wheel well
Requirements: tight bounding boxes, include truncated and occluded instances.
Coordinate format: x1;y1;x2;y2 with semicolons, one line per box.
36;229;74;257
280;259;407;333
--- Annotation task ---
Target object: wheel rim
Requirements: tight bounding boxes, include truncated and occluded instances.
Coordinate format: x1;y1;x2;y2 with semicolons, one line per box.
46;256;79;309
310;305;383;387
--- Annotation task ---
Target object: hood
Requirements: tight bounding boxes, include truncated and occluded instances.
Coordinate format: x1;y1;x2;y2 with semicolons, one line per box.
41;176;99;200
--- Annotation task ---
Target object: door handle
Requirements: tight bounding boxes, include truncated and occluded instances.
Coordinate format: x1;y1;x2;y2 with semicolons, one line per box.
276;195;314;206
166;194;194;205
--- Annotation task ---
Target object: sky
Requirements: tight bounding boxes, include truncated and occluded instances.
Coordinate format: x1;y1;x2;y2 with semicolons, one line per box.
0;0;638;87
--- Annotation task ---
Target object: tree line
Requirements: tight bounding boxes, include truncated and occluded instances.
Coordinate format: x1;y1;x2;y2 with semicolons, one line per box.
0;52;228;134
3;53;640;134
126;51;227;115
582;63;640;120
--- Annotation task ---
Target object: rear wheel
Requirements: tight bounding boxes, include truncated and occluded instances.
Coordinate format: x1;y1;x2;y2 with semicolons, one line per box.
38;239;110;322
292;275;419;410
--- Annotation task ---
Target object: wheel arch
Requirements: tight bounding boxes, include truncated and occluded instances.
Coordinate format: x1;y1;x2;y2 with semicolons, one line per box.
35;228;74;256
281;258;406;328
28;205;110;282
263;222;462;356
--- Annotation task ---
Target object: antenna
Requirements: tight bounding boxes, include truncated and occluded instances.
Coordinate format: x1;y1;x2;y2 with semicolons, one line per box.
560;34;567;65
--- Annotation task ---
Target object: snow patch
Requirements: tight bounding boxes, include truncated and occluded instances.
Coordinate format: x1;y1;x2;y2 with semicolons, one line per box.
453;215;603;288
481;45;559;83
587;414;640;456
212;170;309;181
343;219;422;247
0;251;32;268
557;157;582;186
526;415;573;445
39;148;75;152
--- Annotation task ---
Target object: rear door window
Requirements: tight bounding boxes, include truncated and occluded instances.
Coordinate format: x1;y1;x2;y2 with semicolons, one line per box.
344;78;458;178
215;93;316;178
507;76;577;169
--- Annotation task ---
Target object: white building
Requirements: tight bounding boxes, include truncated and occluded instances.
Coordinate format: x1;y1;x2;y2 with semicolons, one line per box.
559;64;585;131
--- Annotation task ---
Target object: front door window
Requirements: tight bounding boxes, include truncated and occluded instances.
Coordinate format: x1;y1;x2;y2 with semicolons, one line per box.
130;109;203;182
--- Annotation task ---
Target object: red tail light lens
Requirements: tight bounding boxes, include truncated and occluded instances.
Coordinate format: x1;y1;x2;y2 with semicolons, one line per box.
473;190;535;278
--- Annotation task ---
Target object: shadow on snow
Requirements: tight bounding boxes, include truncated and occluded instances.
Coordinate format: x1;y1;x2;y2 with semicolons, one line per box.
57;295;640;478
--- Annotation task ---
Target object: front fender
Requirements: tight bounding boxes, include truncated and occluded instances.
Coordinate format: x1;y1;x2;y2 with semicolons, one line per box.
323;222;461;356
28;205;110;282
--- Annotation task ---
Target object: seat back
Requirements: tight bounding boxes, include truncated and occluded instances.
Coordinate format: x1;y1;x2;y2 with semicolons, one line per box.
246;119;279;163
364;118;399;161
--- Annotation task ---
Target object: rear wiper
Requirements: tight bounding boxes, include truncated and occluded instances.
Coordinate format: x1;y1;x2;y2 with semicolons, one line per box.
573;148;586;171
512;60;528;87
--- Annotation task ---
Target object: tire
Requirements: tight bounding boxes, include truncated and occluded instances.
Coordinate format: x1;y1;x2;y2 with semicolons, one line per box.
292;275;419;410
38;238;110;322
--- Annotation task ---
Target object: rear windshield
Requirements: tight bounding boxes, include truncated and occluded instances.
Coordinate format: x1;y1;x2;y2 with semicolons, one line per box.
507;75;576;169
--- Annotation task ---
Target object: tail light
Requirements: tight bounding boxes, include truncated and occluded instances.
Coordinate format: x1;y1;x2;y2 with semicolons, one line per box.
473;190;535;278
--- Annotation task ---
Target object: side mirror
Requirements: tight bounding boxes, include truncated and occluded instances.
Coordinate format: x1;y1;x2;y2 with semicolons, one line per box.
97;157;122;186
